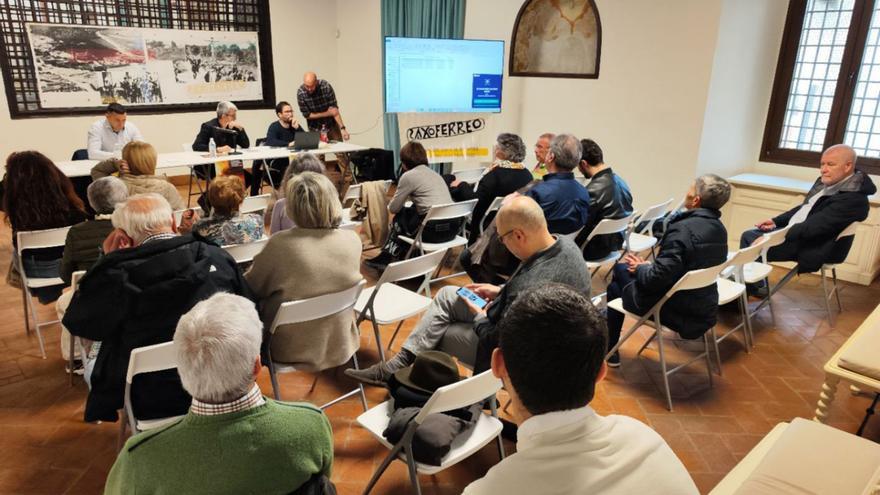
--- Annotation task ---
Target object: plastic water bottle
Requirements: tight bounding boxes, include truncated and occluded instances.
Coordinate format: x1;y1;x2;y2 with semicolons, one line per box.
209;137;217;157
320;124;329;143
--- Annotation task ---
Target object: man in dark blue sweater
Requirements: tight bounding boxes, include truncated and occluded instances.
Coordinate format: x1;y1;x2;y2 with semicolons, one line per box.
524;133;590;235
256;101;307;193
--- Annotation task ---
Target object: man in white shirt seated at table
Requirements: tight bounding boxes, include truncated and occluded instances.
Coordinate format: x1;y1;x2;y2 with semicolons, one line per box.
463;283;698;495
87;103;144;160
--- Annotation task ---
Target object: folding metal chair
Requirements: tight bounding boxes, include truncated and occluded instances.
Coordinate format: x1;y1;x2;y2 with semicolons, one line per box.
399;199;477;284
582;214;634;277
222;237;269;265
266;280;368;412
605;262;727;411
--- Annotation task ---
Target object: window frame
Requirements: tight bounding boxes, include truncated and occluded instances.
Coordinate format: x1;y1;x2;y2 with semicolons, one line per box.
761;0;880;174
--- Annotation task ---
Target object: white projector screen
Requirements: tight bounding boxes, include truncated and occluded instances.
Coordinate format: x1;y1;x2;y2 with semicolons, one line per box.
384;37;504;114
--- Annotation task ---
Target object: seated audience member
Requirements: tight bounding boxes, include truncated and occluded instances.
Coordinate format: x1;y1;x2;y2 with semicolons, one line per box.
348;196;590;384
57;176;128;361
468;133;534;242
1;151;88;303
462;284;698;495
531;133;554;180
91;141;185;210
247;172;362;370
181;176;263;245
87;102;144;160
256;100;306;195
605;174;730;367
574;138;634;260
740;144;876;296
62;193;251;422
269;153;326;234
365;141;458;270
104;293;333;495
524;133;589;235
192;101;251;153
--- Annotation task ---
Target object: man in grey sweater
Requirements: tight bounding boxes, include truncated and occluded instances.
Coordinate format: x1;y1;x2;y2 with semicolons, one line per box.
348;195;591;384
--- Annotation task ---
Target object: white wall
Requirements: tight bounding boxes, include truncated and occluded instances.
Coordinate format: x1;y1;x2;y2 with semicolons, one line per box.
0;0;342;167
466;0;725;208
696;0;788;179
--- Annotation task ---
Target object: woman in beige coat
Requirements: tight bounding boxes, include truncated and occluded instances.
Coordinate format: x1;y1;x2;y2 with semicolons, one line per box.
246;171;363;370
90;141;185;210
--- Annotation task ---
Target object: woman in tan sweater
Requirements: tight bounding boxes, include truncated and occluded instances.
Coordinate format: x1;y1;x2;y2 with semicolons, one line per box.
90;141;185;210
245;171;363;370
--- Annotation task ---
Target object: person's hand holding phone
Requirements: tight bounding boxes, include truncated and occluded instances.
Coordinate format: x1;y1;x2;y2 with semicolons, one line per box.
457;287;489;316
466;283;501;302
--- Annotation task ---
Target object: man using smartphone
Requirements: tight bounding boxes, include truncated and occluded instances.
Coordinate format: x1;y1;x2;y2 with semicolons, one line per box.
347;195;591;386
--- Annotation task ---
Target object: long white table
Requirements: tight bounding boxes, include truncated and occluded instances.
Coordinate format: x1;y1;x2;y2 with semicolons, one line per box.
56;142;369;178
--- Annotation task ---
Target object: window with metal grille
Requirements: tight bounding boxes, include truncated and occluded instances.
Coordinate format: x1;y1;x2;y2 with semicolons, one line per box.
0;0;273;118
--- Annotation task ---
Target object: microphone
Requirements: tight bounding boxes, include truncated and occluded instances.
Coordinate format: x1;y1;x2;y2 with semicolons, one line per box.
211;125;238;135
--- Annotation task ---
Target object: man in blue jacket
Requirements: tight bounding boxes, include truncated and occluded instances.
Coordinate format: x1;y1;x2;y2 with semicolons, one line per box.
604;174;730;367
524;133;590;235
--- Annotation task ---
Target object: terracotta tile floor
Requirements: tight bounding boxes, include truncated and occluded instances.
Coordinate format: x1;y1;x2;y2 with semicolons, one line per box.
0;217;878;494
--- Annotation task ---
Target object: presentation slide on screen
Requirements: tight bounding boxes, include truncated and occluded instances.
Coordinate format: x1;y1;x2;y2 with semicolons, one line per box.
385;37;503;113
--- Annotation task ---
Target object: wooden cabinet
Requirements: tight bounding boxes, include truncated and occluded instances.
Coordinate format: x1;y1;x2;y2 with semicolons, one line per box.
724;174;880;286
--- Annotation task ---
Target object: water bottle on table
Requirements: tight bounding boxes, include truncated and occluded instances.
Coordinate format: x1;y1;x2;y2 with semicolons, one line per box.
320;124;329;143
209;137;217;157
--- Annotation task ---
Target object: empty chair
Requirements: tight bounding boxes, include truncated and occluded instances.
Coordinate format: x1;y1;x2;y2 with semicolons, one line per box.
355;250;448;362
819;221;860;326
357;370;505;495
342;183;362;206
716;240;767;353
625;199;674;257
120;341;187;449
606;263;726;411
453;167;486;185
222;237;269;265
17;226;72;359
743;225;793;322
266;280;368;411
479;196;504;234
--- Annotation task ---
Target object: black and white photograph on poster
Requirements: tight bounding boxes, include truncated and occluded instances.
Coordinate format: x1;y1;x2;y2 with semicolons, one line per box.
26;23;262;109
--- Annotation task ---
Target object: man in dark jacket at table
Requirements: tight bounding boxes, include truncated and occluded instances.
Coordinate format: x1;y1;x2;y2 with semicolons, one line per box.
740;144;876;295
604;174;730;367
63;193;252;423
574;138;634;260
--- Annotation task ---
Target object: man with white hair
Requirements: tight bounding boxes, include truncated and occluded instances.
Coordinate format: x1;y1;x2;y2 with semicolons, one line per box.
348;195;590;385
63;193;251;423
740;144;876;296
192;100;251;154
104;293;333;495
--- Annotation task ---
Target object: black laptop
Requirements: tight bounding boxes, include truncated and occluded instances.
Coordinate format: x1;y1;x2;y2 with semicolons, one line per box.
291;131;320;150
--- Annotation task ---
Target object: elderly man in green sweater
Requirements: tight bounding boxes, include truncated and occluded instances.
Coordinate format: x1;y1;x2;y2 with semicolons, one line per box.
104;293;333;495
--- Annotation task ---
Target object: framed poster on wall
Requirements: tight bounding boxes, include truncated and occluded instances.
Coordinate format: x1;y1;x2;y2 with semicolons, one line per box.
0;0;275;118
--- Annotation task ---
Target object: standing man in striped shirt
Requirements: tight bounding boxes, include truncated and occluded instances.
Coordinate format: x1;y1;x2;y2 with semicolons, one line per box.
297;72;353;194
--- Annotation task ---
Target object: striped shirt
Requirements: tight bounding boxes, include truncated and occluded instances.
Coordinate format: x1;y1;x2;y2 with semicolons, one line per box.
190;384;266;416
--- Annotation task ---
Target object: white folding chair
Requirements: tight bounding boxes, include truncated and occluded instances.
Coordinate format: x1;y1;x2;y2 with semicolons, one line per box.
120;341;186;450
479;196;504;234
606;262;726;411
454;167;486;185
16;226;72;359
744;225;793;322
357;370;505;495
582;214;634;277
399;199;477;283
342;183;362;206
819;221;859;326
222;237;269;264
355;250;447;362
266;280;368;412
625;198;674;258
240;193;271;215
716;240;767;354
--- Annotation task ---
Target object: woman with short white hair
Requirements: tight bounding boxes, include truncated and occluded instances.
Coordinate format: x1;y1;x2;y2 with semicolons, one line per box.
246;172;363;370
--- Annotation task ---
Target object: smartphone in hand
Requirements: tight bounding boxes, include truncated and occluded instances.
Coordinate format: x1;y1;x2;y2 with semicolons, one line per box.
457;287;488;309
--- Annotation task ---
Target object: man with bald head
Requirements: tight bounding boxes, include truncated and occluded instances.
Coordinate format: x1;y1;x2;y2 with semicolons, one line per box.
63;193;251;423
347;196;591;385
297;72;352;191
740;144;876;296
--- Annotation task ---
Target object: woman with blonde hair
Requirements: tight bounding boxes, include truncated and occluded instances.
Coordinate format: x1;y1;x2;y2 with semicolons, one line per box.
246;171;362;370
90;141;185;210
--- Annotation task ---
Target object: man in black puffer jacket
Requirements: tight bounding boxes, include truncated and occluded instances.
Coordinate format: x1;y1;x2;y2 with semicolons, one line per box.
740;144;875;294
63;193;252;423
605;174;730;367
